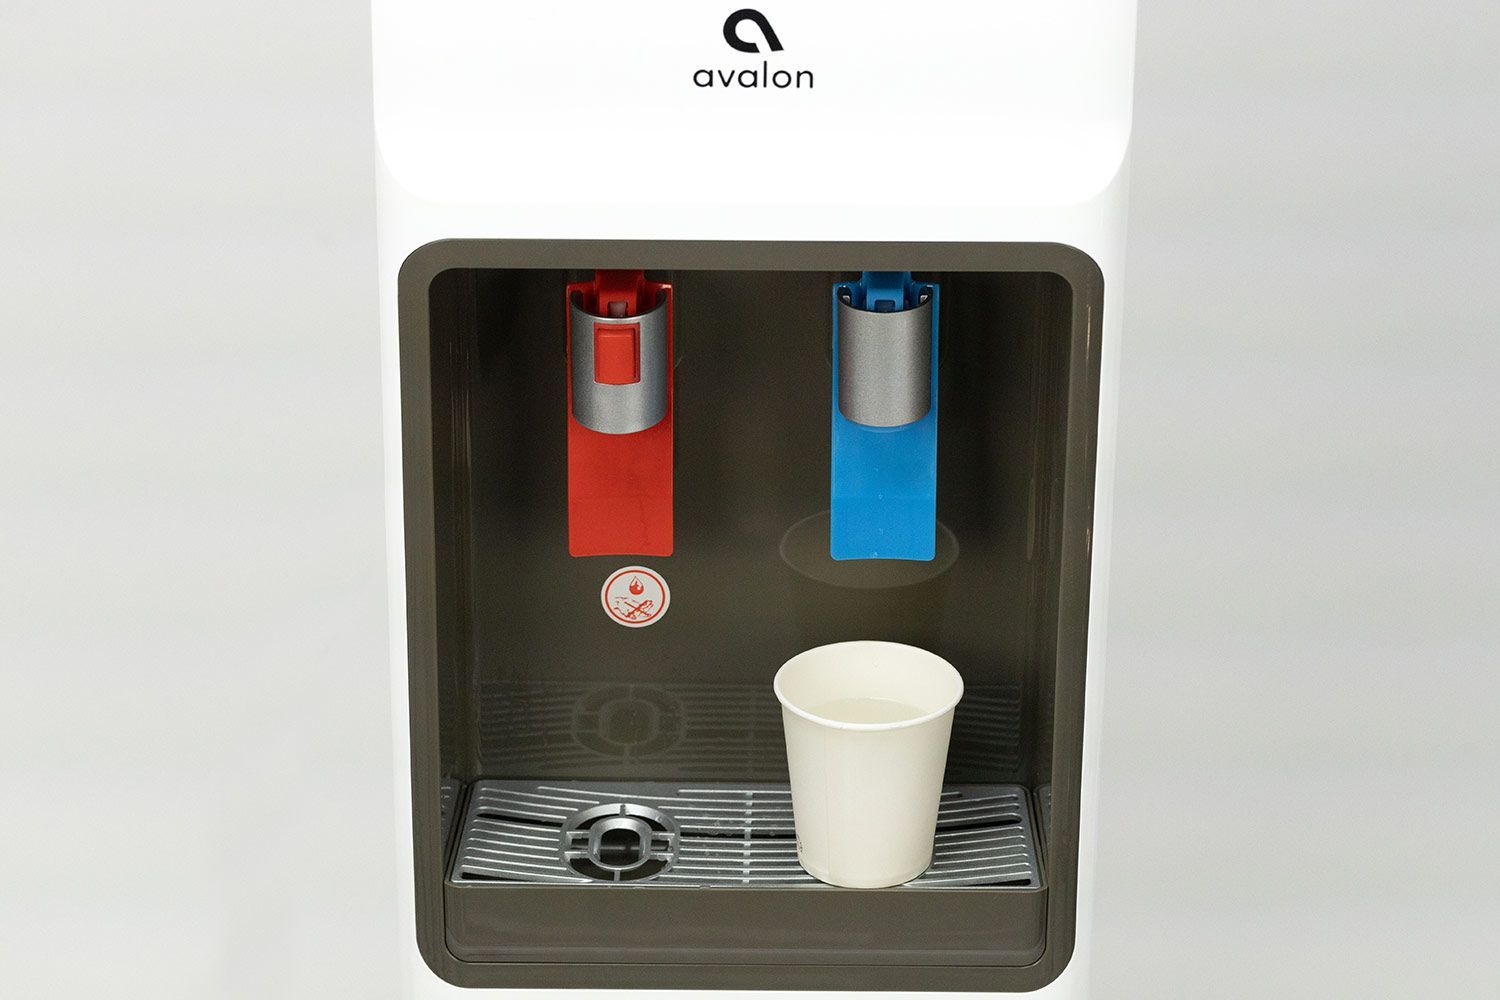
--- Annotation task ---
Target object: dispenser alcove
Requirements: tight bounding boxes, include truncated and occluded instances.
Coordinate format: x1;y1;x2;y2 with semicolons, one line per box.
398;239;1103;991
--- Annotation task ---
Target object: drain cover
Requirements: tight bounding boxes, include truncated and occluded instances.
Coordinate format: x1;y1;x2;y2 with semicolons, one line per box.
559;803;679;882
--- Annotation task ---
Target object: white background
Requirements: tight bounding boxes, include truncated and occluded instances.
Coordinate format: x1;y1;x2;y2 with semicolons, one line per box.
2;2;1498;997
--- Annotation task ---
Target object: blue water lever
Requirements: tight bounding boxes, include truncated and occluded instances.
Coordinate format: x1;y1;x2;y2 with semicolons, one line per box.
830;271;939;561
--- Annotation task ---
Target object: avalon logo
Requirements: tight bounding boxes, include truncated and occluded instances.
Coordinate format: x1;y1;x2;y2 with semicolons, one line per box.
722;8;782;53
693;9;814;90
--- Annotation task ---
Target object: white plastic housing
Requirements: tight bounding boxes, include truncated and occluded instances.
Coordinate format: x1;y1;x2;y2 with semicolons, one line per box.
375;1;1136;996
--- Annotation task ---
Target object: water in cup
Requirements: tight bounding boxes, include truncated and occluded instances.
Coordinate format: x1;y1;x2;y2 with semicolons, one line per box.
810;697;924;725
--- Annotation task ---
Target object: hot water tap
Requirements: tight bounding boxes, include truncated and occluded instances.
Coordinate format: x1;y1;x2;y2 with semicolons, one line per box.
566;270;674;556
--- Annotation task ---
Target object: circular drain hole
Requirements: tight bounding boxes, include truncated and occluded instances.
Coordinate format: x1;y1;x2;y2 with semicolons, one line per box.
560;803;678;882
596;826;642;867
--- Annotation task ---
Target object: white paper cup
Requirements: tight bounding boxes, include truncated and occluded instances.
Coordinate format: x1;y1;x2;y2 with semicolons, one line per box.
773;640;964;888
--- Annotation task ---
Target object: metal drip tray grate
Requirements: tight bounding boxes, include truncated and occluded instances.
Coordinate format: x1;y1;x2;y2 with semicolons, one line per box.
450;780;1042;888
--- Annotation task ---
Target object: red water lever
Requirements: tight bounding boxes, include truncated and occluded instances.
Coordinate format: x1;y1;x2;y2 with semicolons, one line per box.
565;270;673;557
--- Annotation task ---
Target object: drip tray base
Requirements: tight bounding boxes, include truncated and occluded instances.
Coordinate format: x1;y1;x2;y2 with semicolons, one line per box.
450;780;1043;888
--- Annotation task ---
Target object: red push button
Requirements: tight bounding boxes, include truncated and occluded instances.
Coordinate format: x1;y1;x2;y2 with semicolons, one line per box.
594;324;640;385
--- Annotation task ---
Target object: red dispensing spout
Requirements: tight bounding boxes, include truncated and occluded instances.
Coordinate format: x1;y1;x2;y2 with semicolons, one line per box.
564;270;674;557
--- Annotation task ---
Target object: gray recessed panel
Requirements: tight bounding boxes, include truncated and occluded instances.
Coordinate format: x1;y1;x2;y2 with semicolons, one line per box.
400;239;1104;991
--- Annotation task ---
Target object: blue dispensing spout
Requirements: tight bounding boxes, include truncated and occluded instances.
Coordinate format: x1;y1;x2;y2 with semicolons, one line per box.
830;271;939;561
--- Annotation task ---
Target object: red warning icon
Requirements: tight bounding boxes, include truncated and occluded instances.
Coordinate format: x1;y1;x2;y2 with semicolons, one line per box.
601;566;670;628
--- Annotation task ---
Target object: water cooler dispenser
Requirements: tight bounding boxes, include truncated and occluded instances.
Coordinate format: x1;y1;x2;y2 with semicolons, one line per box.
376;1;1136;994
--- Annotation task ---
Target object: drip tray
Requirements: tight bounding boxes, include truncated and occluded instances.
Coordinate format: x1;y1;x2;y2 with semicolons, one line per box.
450;780;1042;888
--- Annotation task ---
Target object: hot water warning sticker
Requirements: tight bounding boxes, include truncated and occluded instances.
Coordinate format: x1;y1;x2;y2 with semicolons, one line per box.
600;566;670;628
